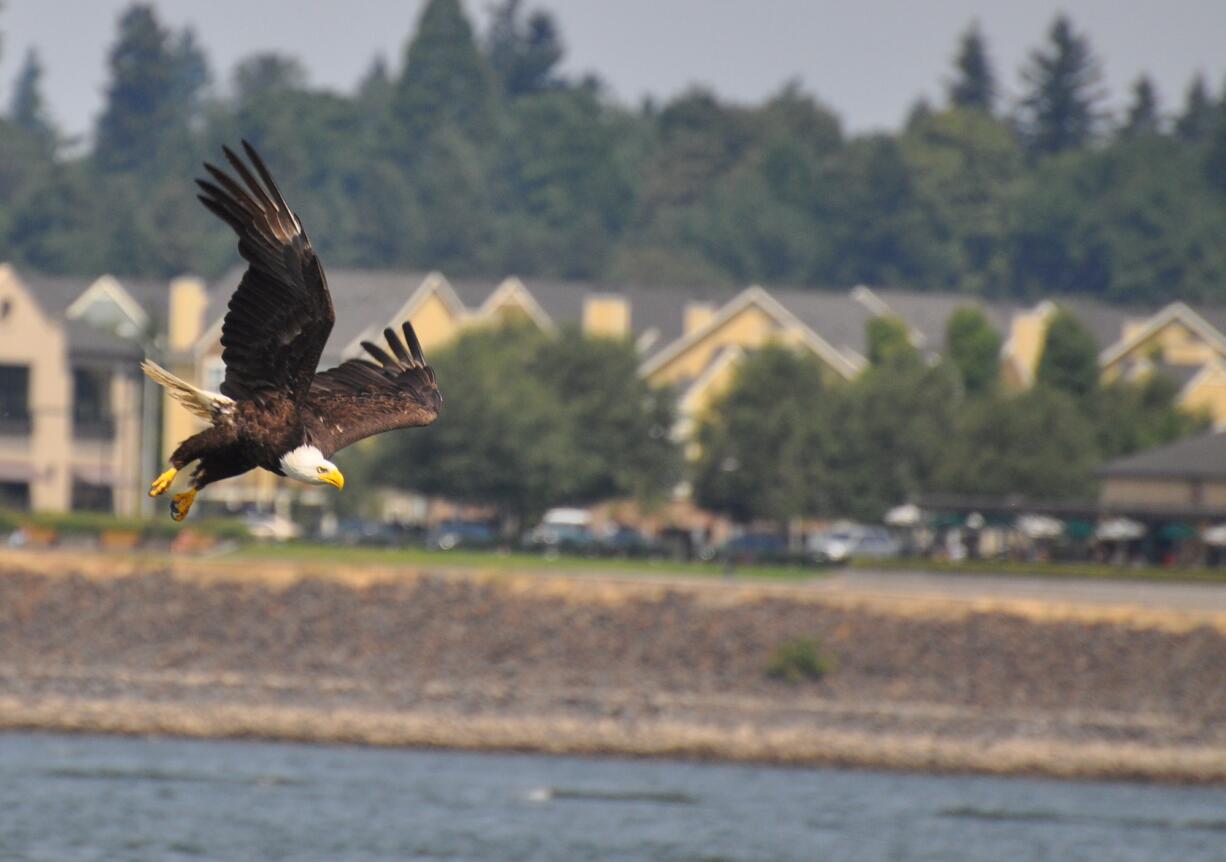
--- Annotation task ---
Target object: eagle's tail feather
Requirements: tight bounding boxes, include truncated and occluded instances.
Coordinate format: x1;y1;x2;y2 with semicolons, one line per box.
141;360;234;422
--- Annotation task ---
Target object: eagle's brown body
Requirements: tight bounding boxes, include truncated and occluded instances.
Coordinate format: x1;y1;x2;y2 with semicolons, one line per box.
168;397;302;487
148;142;442;519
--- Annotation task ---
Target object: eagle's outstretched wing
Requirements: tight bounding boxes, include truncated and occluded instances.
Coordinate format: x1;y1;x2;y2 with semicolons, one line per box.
196;140;334;403
303;322;442;457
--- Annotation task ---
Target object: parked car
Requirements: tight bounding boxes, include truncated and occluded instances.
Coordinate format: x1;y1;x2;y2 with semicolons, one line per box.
717;532;792;565
595;525;661;558
426;520;498;551
808;524;900;563
524;521;598;555
333;519;401;547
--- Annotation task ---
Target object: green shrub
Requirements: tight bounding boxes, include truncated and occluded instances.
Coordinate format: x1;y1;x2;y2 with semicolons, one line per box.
765;637;834;684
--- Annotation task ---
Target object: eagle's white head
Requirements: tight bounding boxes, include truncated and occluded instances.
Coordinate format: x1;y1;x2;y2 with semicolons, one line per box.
279;445;344;490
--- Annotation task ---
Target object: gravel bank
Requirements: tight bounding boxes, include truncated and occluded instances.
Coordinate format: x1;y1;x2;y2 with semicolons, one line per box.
3;550;1225;782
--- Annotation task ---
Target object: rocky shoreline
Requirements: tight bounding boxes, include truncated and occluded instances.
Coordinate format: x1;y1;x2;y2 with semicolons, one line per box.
2;549;1226;783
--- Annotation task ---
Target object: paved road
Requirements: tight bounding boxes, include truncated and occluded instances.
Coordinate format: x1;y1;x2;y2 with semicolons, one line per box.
821;567;1226;613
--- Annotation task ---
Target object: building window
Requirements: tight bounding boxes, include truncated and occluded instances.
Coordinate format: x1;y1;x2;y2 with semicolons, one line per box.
71;479;114;513
73;367;115;440
0;365;31;436
0;481;30;511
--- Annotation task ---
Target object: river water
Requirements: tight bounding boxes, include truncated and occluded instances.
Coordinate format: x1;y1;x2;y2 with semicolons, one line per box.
3;732;1225;861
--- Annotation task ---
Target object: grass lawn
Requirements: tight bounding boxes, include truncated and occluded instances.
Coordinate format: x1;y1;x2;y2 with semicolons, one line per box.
227;541;826;581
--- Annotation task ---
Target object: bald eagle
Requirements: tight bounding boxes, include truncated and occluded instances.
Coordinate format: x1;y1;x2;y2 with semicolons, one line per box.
143;142;442;521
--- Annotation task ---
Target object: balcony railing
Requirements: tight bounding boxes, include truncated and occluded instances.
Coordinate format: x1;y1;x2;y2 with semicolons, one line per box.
0;414;32;437
73;415;116;441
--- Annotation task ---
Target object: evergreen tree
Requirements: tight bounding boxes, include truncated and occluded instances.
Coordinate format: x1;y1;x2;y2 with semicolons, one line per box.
486;0;564;96
945;306;1001;395
1207;111;1226;197
1120;75;1161;138
389;0;495;161
357;56;392;112
10;48;54;146
948;22;996;114
94;4;179;172
1175;74;1213;141
1018;15;1106;157
233;53;306;103
169;28;210;129
1035;309;1099;400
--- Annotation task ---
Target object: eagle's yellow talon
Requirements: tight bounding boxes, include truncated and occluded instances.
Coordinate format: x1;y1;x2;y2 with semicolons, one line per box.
149;467;178;497
170;489;197;522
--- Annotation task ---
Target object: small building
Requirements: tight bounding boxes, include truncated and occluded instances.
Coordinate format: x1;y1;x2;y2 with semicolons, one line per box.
1097;431;1226;516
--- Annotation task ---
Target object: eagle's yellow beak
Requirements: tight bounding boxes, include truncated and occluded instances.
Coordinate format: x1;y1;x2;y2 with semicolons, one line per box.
321;467;345;490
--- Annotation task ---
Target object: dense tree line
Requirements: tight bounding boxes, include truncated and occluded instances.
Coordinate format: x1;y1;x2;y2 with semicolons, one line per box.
3;2;1226;305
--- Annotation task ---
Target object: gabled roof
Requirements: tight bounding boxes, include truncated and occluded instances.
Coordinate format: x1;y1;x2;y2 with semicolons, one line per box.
768;287;876;367
1098;301;1226;367
477;277;557;330
640;285;865;380
1097;431;1226;481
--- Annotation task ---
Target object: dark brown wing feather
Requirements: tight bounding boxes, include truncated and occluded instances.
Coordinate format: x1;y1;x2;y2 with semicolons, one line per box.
303;321;442;457
197;140;334;403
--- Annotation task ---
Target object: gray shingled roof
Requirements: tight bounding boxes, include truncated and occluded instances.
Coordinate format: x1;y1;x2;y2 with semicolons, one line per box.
17;272;93;317
1183;304;1226;343
770;288;876;362
1097;432;1226;480
1058;297;1149;350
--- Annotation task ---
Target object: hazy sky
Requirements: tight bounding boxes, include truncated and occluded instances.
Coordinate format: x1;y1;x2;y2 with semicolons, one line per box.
3;1;1225;140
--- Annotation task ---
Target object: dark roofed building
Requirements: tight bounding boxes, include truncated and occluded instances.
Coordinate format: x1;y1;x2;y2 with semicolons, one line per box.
1098;431;1226;515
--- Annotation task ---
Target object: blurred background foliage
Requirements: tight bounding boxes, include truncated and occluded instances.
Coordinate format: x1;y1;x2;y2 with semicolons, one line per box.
2;1;1226;305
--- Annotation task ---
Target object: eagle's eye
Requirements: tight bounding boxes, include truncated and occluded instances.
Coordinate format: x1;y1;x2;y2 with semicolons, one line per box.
317;465;328;474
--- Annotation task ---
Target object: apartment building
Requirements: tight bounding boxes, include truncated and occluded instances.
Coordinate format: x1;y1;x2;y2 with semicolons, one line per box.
0;265;163;515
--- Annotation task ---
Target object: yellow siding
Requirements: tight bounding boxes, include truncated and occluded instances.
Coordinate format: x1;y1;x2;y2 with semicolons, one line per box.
1001;308;1049;388
583;297;630;339
411;292;464;353
168;277;207;352
0;269;71;511
679;357;741;428
1178;366;1226;428
484;302;535;328
683;303;715;336
1104;320;1224;378
162;280;209;462
648;305;781;386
